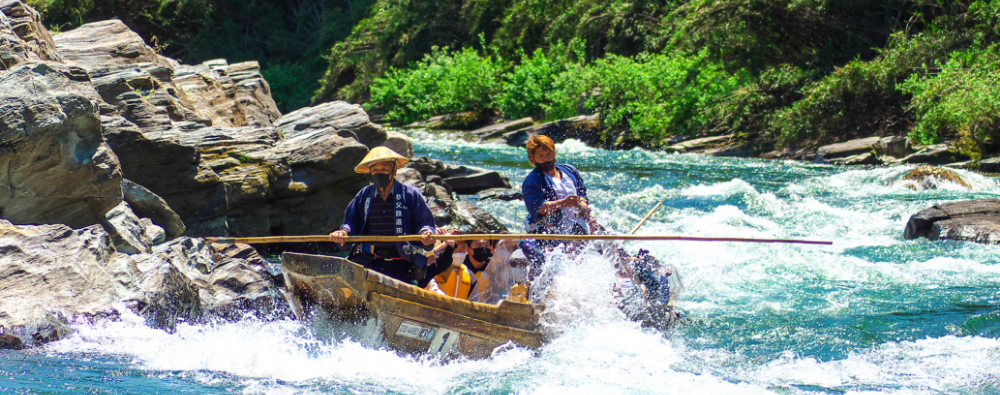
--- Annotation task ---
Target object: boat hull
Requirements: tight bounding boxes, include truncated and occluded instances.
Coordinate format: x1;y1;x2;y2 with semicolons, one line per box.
281;252;546;358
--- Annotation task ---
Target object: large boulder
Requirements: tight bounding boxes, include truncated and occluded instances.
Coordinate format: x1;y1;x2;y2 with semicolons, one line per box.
0;62;123;228
904;199;1000;244
0;219;281;346
0;220;201;343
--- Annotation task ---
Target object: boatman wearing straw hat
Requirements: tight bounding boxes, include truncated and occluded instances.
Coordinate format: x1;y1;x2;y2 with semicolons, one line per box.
329;146;439;286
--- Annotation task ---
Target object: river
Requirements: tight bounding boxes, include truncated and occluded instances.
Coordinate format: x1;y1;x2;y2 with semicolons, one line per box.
3;129;1000;394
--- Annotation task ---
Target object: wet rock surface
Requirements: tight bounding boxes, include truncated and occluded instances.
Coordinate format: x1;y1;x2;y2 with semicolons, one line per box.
904;199;1000;244
0;219;283;346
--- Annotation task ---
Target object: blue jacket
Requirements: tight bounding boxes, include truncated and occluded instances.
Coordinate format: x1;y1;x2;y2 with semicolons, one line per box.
521;163;587;232
340;182;436;267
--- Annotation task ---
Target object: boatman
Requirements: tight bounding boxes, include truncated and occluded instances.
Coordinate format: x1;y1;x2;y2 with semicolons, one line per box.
329;146;439;286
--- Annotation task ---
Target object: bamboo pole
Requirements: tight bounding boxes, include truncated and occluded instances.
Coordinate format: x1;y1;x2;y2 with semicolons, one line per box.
628;200;665;235
206;234;832;246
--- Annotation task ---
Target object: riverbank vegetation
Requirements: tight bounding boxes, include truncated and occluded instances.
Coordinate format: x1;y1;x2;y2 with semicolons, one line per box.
28;0;1000;155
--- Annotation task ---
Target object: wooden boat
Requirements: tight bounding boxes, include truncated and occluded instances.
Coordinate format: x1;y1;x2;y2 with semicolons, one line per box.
281;252;546;359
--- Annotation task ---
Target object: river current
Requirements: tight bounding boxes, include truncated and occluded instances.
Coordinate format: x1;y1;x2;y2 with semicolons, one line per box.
3;129;1000;394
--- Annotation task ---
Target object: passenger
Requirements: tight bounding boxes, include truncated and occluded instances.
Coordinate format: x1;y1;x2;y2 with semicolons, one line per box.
427;237;477;299
521;135;594;236
468;239;520;304
329;146;445;287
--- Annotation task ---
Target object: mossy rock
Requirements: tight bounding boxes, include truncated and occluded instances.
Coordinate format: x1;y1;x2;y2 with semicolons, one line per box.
900;166;971;190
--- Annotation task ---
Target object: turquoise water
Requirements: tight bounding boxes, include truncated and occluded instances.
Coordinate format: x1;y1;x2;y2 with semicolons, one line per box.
4;129;1000;394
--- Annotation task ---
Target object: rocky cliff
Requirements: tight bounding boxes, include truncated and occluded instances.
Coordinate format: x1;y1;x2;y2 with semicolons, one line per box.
0;1;512;348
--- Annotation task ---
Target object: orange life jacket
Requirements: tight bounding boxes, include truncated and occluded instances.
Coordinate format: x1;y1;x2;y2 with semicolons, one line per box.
435;266;474;300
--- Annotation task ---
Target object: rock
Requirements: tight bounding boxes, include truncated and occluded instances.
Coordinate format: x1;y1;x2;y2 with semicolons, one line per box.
450;201;509;234
0;333;23;350
0;220;187;343
122;179;186;239
895;166;971;190
814;136;881;164
273;101;385;147
141;218;166;245
172;60;281;128
442;168;512;195
53;19;163;70
477;188;523;201
898;144;964;165
979;157;1000;173
407;156;446;175
0;218;282;345
384;131;414;158
102;116;230;236
872;136;914;160
155;237;280;318
0;62;124;228
405;111;490;130
0;0;62;71
500;114;602;147
664;135;732;153
101;201;154;254
395;167;424;188
904;199;1000;244
471;117;534;141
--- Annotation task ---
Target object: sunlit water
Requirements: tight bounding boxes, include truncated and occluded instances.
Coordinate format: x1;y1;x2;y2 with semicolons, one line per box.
4;129;1000;394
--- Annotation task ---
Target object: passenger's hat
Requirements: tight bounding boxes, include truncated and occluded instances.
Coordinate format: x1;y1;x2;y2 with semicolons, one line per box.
354;146;409;173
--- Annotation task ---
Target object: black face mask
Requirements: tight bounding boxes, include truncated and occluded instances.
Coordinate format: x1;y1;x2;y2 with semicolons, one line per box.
535;160;556;173
372;173;393;189
472;247;493;263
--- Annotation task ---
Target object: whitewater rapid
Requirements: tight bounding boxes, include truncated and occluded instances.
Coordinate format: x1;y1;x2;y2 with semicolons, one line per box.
4;133;1000;394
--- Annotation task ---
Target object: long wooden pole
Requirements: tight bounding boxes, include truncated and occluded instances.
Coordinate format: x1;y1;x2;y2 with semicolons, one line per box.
206;234;832;245
628;200;665;235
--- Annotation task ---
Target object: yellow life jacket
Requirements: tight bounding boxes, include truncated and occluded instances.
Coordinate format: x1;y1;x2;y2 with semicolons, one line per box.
507;282;529;303
435;266;474;300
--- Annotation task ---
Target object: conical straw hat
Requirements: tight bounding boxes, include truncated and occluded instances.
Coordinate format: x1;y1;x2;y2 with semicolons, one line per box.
354;146;409;173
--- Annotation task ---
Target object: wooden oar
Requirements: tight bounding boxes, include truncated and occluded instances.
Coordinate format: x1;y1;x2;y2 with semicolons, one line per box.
206;234;832;245
628;200;665;235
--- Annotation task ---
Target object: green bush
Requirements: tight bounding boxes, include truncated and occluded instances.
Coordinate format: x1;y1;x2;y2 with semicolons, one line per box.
585;51;749;146
368;46;502;123
769;32;954;146
901;47;1000;159
495;41;586;120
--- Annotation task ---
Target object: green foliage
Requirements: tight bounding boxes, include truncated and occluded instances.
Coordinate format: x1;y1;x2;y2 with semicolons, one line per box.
584;51;750;145
713;64;812;138
901;46;1000;160
665;0;933;74
368;46;502;123
317;0;507;103
770;32;954;145
495;41;586;120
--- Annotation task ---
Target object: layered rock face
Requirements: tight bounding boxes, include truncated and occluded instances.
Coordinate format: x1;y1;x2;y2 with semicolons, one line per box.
0;2;522;349
0;62;123;228
46;18;382;237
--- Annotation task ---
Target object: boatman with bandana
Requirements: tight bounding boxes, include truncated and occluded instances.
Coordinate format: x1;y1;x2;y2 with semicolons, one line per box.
329;146;442;286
